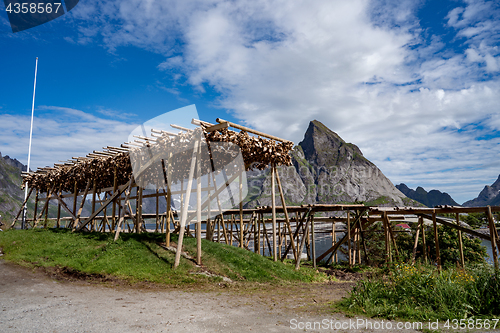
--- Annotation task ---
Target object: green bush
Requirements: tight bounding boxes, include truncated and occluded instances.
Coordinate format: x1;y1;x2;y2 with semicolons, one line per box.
395;224;487;267
337;263;500;320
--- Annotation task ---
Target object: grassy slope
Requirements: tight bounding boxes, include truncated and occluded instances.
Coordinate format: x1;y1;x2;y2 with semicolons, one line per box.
0;229;323;285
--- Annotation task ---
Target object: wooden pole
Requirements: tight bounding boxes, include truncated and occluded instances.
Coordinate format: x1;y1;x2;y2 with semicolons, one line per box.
456;213;465;268
347;210;352;267
56;188;61;228
155;189;159;233
295;214;312;270
331;222;336;263
137;186;143;233
420;215;427;264
311;214;316;268
230;214;234;245
114;177;134;241
43;187;49;228
34;186;55;228
358;216;369;265
239;171;244;249
33;189;39;228
387;217;400;259
165;153;173;246
411;220;421;265
281;210;310;261
253;211;258;253
72;181;77;218
206;167;212;241
102;192;108;232
72;179;91;230
196;140;202;265
275;169;298;261
356;223;361;264
258;213;262;254
91;180;97;231
10;187;34;229
487;206;499;270
271;165;277;261
174;139;200;269
207;169;229;244
112;166;117;231
383;211;390;265
432;211;441;270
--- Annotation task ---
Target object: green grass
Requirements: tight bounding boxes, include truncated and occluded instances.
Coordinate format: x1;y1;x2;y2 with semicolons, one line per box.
335;262;500;321
0;229;323;285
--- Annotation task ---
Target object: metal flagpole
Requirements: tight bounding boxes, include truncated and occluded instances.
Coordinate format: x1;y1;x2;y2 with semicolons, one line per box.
22;57;38;230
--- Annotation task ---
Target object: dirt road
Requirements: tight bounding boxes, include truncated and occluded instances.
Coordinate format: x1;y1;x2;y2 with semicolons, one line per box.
0;260;424;332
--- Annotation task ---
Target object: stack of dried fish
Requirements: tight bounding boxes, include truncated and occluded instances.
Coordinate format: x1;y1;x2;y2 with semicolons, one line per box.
23;123;294;191
204;128;293;170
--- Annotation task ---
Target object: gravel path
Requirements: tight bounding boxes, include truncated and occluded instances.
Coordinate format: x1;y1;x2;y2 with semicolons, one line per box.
0;260;427;332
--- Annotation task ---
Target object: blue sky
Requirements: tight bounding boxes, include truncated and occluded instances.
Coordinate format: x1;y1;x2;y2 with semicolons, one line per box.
1;0;499;204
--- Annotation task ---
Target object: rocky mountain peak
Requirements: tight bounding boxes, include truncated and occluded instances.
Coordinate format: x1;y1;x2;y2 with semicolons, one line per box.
2;154;28;172
245;120;411;208
298;120;366;167
463;174;500;207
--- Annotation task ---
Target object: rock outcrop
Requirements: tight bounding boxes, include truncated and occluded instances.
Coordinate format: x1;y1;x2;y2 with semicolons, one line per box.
244;120;411;207
463;175;500;207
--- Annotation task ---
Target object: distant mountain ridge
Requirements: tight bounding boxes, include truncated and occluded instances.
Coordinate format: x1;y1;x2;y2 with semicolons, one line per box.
0;152;28;222
0;152;92;225
463;175;500;207
395;183;459;207
2;153;29;172
244;120;415;208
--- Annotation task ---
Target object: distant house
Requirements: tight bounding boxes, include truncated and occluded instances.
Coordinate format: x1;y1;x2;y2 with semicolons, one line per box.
395;223;411;230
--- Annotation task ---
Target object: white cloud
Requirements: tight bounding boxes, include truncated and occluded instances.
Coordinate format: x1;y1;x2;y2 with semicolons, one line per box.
96;108;137;119
0;107;138;169
61;0;500;203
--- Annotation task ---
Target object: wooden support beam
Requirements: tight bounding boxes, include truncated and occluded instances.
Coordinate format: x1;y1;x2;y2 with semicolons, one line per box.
383;211;390;265
112;166;118;231
275;168;297;262
72;179;92;230
420;216;427;263
56;189;62;228
76;179;132;232
432;211;441;270
418;213;492;241
487;206;499;270
10;187;34;229
347;210;352;266
239;170;244;249
91;180;97;231
33;185;55;228
457;213;465;268
411;218;421;265
311;214;316;268
174;138;200;269
196;141;202;265
295;214;313;270
204;122;229;132
137;186;143;233
281;210;310;261
357;214;369;265
114;177;135;241
216;118;292;143
316;214;366;262
271;165;277;261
